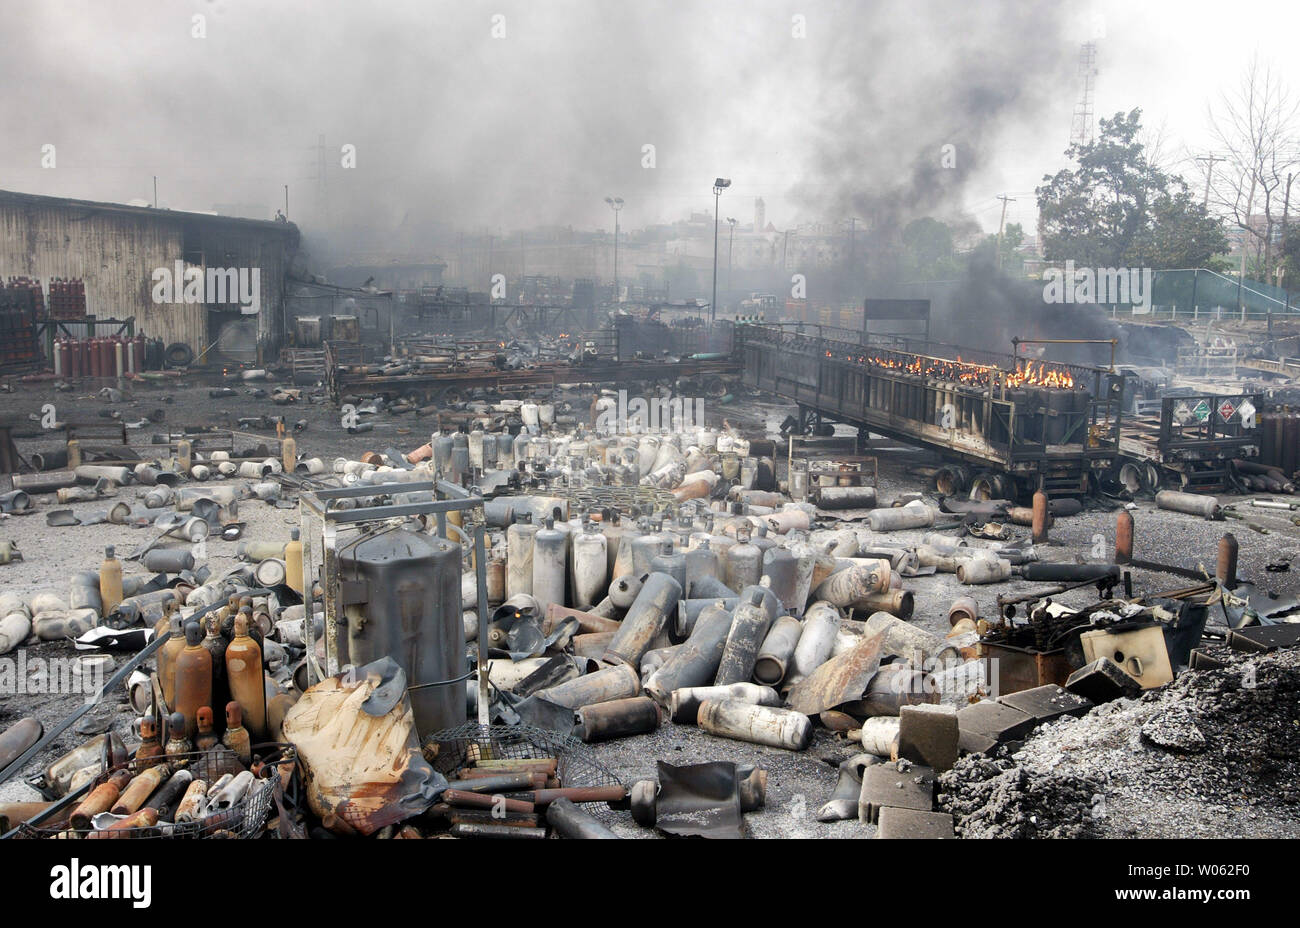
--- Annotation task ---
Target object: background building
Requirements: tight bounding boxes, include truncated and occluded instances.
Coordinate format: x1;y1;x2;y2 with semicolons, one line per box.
0;189;300;364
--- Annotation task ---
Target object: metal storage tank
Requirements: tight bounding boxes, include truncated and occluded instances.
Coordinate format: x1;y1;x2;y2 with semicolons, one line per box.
337;527;465;735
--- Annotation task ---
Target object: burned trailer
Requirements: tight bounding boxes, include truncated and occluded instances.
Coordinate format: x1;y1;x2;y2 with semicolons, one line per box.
1114;391;1264;494
326;328;740;407
739;324;1123;500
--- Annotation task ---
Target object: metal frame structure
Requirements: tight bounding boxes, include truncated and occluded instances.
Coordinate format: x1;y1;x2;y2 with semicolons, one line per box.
298;479;492;724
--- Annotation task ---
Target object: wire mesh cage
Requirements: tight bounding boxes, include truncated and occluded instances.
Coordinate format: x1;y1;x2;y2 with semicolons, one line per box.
16;745;295;840
428;723;624;824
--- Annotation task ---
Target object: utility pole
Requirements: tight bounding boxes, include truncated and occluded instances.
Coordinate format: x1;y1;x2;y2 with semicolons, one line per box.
995;195;1016;270
153;176;158;209
1195;153;1225;207
711;178;731;325
605;197;624;301
727;217;737;293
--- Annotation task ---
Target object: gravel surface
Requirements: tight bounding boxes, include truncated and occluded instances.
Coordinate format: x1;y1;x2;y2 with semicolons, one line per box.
2;378;1298;837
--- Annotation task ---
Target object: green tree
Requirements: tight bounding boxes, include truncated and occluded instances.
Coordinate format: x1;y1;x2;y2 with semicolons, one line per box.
901;217;955;279
1037;109;1227;268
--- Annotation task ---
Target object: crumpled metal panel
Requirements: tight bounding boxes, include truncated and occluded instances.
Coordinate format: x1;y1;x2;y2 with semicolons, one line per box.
654;760;743;839
282;657;447;836
785;630;884;716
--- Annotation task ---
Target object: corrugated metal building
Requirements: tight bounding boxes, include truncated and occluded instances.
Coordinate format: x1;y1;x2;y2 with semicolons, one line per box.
0;189;299;364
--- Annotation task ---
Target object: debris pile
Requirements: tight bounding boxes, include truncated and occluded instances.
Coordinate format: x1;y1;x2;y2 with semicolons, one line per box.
0;378;1298;840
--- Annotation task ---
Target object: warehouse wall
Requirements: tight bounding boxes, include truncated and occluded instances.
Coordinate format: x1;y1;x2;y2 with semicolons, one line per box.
0;195;298;362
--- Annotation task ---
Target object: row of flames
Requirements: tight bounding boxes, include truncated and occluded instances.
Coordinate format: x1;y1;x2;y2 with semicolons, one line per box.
825;350;1076;390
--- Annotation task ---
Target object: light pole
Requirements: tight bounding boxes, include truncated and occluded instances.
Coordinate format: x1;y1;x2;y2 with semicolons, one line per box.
726;217;737;296
604;196;623;301
711;178;731;324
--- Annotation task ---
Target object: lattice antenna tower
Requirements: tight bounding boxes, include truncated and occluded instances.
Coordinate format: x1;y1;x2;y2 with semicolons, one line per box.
1070;42;1098;148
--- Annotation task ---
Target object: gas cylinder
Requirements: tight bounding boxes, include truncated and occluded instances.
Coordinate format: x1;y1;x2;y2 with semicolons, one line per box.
281;433;297;472
284;529;304;594
570;521;608;610
684;539;721;598
164;712;191;762
507;514;539;599
761;546;798;609
134;716;165;768
194;707;219;753
98;546;123;617
222;702;252;764
725;527;763;592
630;524;668;576
468;429;484;469
433;432;454;476
225;614;267;741
158;614;187;709
532;517;568;615
173;622;213;738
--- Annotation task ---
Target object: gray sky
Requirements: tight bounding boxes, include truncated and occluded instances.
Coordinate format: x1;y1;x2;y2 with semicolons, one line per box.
2;0;1297;251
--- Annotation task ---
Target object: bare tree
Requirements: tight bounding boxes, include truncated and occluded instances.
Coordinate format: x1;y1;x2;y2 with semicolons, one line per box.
1207;55;1300;283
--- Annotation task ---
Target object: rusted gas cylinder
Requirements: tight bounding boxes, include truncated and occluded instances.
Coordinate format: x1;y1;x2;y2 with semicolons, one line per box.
1217;532;1238;590
644;603;733;704
603;572;681;668
713;589;773;686
668;682;780;724
576;696;661;742
1115;509;1134;564
752;614;803;686
696;699;812;750
225;614;267;740
1031;490;1051;544
533;661;640;709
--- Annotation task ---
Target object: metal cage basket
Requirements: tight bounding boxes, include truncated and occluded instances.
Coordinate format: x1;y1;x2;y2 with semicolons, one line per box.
16;745;294;840
427;723;624;824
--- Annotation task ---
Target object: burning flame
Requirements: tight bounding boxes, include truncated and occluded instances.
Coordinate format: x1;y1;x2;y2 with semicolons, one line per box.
824;349;1075;389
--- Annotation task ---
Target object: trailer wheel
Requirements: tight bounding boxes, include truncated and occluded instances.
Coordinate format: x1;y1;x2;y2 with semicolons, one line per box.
1145;464;1162;494
433;386;464;406
935;465;969;496
1117;461;1145;495
968;472;1006;501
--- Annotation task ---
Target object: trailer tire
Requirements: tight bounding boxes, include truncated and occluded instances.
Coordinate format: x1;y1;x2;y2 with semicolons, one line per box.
1117;461;1145;495
935;465;969;496
1145;464;1162;494
968;472;1007;501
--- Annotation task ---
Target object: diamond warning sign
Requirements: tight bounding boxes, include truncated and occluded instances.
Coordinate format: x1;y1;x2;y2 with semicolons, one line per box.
1192;400;1211;422
1218;399;1237;421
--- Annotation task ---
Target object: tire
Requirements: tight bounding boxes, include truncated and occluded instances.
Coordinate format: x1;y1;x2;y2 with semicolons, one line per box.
935;464;969;496
163;342;194;368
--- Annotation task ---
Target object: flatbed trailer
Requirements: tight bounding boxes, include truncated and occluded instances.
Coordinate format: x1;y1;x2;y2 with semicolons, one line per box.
738;324;1259;499
326;337;740;405
1116;392;1263;493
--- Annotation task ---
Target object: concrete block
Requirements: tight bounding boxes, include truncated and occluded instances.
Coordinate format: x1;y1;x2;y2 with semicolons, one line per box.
1065;657;1141;703
875;806;956;839
858;763;935;824
897;703;959;772
956;699;1035;755
996;684;1092;725
1227;624;1300;654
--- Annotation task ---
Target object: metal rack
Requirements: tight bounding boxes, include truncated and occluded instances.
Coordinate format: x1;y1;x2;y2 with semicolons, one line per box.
297;479;493;723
